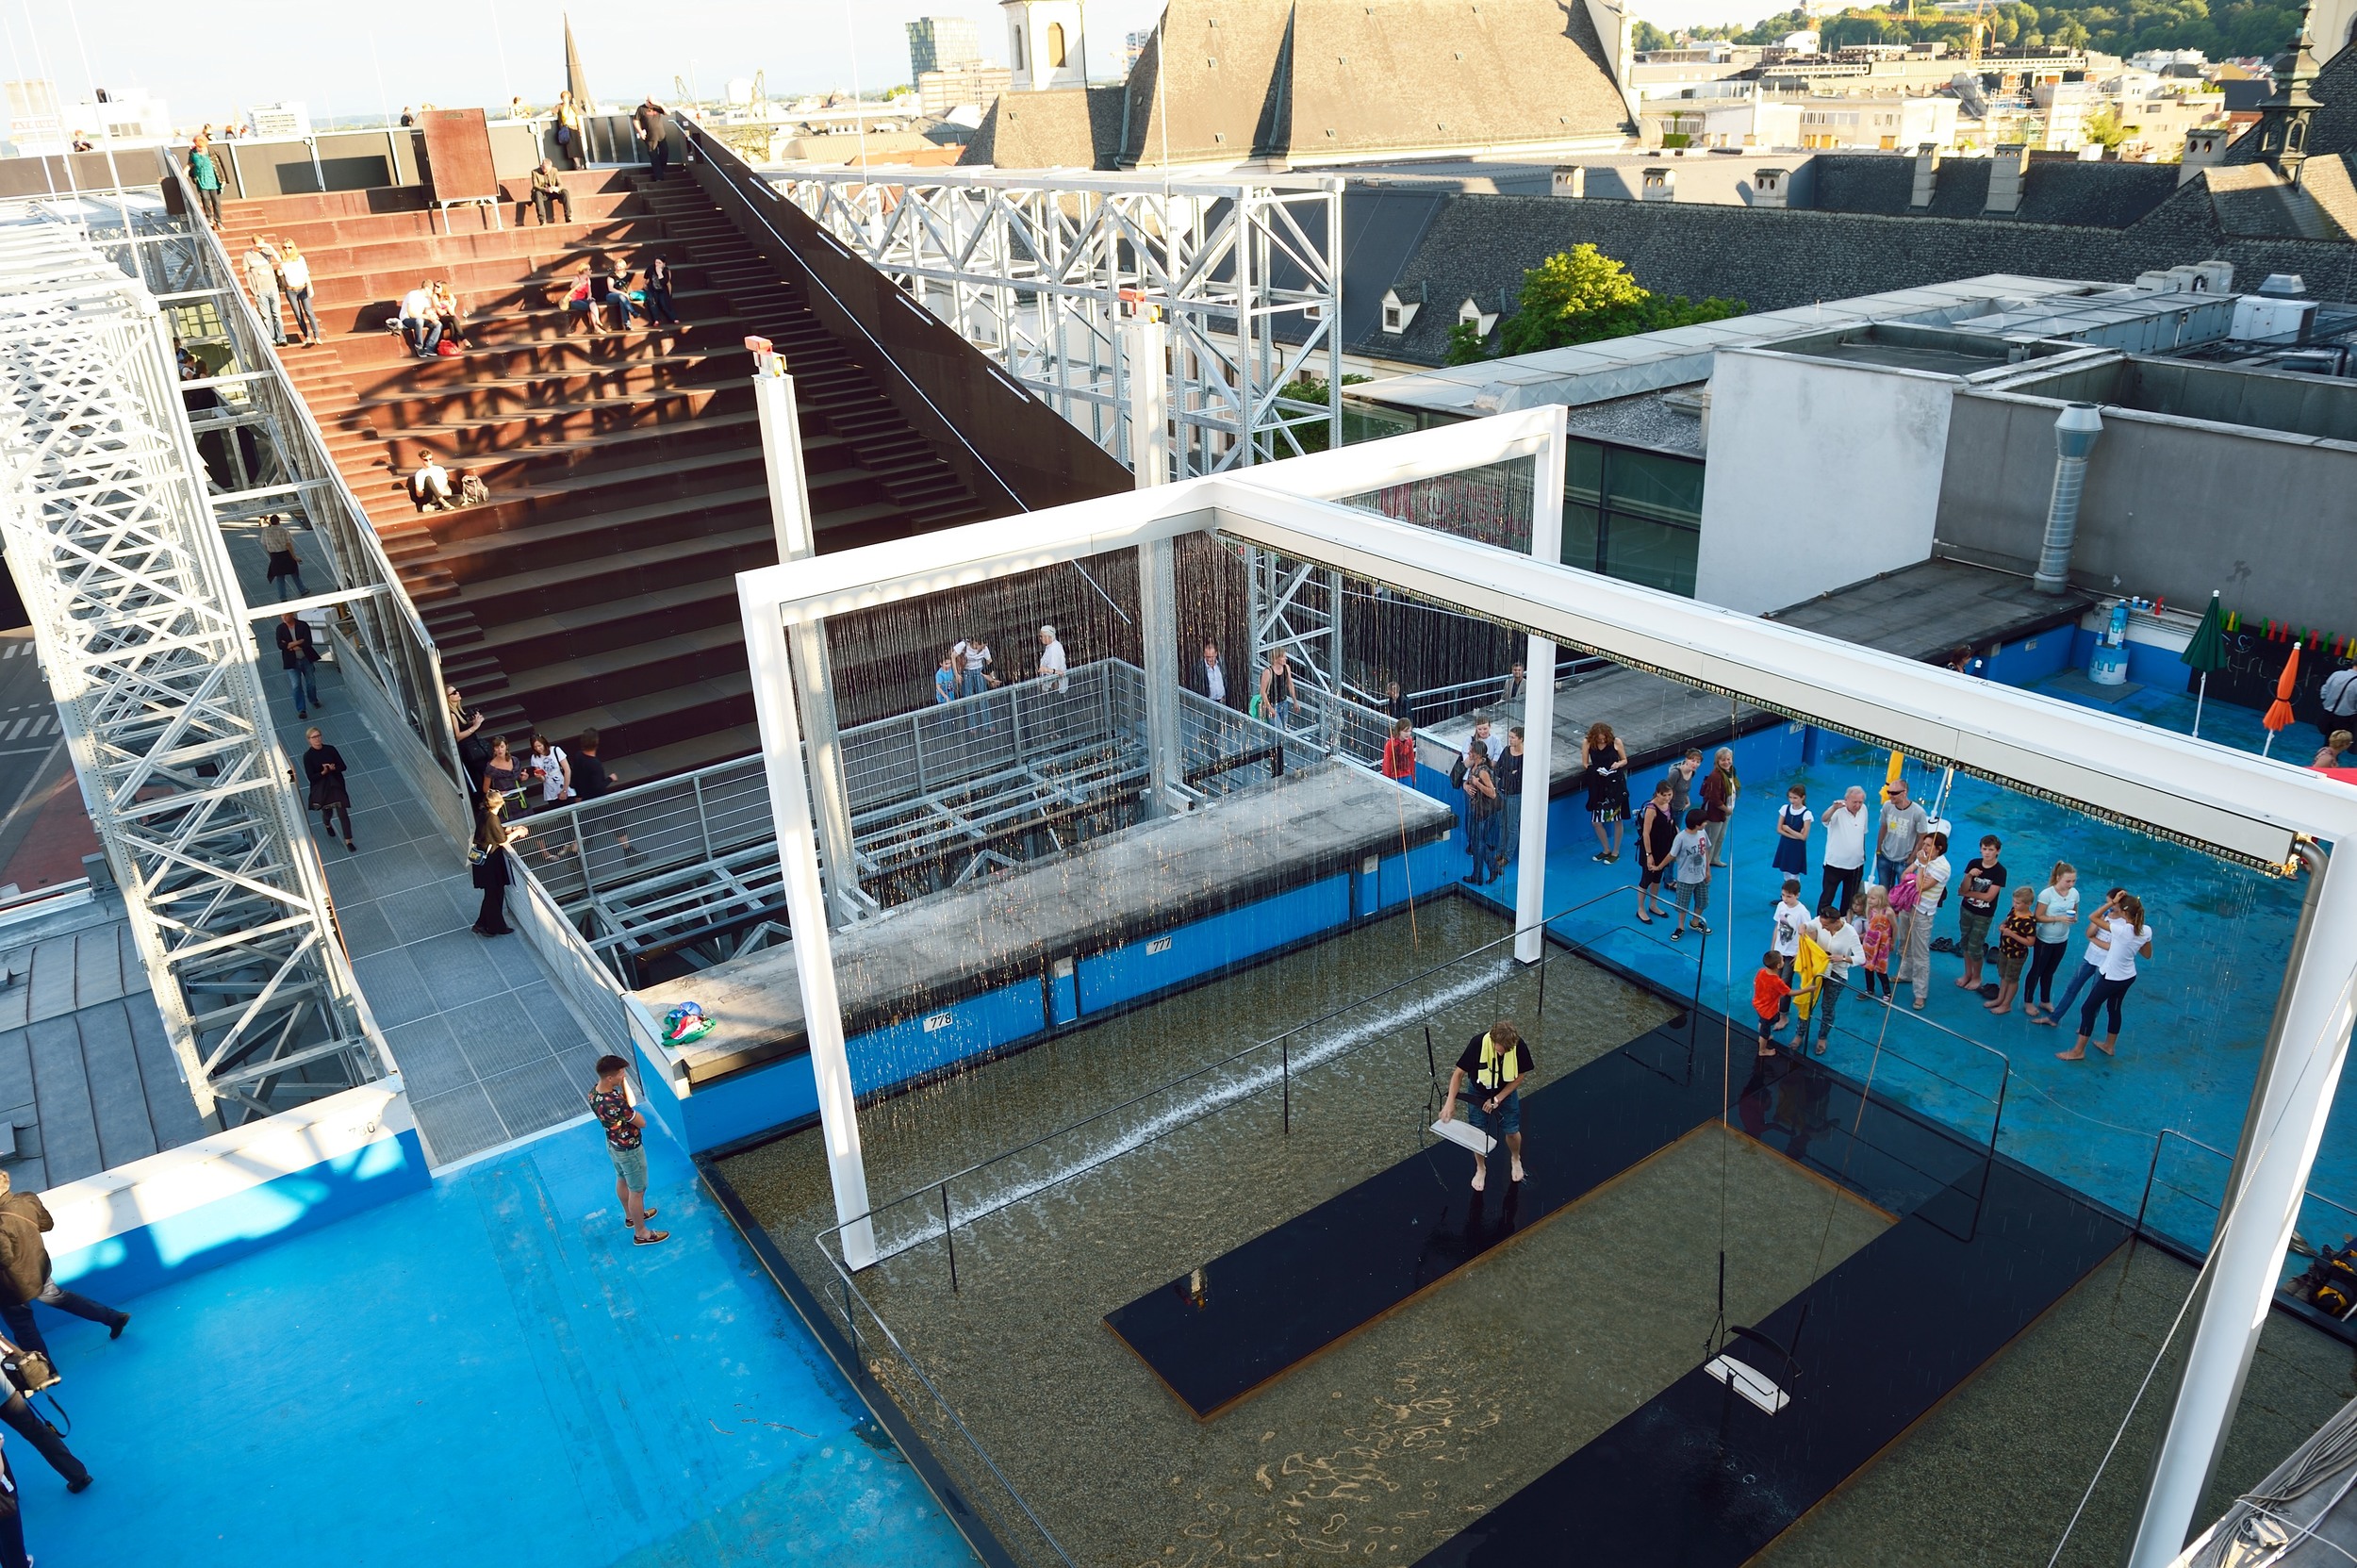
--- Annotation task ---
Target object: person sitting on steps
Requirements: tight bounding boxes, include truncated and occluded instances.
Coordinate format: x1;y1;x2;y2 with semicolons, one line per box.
530;158;572;225
559;264;603;334
409;446;453;512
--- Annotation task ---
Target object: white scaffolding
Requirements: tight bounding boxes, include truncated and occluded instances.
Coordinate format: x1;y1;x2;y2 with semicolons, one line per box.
771;166;1344;477
0;219;385;1123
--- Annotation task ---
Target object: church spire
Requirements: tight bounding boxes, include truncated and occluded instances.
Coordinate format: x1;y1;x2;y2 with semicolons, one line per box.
564;13;594;114
2256;1;2323;187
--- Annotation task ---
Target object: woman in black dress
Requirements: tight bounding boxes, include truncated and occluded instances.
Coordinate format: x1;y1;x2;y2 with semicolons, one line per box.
470;801;524;936
642;255;681;323
1635;776;1678;924
301;727;355;851
1581;721;1631;863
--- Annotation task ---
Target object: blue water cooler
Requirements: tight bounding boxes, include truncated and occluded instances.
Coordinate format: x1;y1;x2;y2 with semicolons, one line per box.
2089;602;2130;685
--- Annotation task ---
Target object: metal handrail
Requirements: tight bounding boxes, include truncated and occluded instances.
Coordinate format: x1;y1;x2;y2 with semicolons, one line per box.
152;149;465;797
682;122;1030;517
814;1252;1081;1566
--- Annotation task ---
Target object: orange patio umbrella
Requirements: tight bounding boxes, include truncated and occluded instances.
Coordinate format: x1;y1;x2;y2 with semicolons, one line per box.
2263;642;2300;757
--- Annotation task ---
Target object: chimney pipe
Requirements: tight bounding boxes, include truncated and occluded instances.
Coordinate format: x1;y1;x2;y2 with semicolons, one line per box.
2034;402;2103;596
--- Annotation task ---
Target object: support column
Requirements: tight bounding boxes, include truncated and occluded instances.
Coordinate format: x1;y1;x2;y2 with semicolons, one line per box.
1140;538;1181;817
2127;845;2357;1568
1129;321;1184;817
1514;412;1570;966
740;581;876;1270
751;354;860;928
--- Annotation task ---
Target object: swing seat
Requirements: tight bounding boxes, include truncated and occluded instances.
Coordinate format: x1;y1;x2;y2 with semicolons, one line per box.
1705;1353;1790;1414
1429;1117;1496;1156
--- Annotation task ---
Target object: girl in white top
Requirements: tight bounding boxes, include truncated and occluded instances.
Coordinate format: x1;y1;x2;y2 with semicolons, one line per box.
527;734;572;808
2059;892;2153;1062
2024;862;2080;1020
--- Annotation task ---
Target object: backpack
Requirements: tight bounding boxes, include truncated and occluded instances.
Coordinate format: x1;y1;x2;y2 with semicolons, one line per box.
2323;667;2357;717
1448;751;1468;791
457;471;489;507
1888;868;1921;912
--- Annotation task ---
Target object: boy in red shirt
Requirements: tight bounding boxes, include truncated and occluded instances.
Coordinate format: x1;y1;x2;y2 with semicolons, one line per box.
1753;950;1793;1059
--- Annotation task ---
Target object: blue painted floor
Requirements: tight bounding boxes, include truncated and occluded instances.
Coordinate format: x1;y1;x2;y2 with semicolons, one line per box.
22;1121;974;1568
1472;669;2353;1255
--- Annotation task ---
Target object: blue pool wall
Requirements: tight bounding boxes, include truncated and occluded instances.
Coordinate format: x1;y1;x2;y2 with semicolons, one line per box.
654;830;1459;1154
48;1091;431;1305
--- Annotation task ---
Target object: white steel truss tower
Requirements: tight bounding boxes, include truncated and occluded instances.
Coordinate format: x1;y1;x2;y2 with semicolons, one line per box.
772;166;1343;478
0;219;385;1123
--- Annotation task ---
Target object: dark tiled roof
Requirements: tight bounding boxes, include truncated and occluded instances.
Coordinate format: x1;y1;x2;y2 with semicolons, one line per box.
2312;36;2357;157
2015;159;2185;225
1116;0;1631;169
1812;156;1917;214
959;86;1127;170
1805;153;2182;227
2204;155;2357;239
1361;189;2357;363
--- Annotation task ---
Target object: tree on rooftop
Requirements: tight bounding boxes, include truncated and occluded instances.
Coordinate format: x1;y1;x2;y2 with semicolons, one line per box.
1492;244;1746;359
2082;104;2130;149
1444;322;1491;366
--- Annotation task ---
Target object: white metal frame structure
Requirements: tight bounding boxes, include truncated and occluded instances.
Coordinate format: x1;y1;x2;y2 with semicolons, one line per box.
0;219;387;1123
771;165;1344;476
738;407;2357;1561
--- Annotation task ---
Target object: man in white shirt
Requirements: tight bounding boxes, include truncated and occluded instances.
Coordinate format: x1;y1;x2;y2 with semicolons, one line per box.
1801;904;1866;1056
242;239;285;345
1036;624;1067;692
1817;785;1870;917
1195;641;1228;707
399;282;442;358
409;446;453;512
1468;716;1504;765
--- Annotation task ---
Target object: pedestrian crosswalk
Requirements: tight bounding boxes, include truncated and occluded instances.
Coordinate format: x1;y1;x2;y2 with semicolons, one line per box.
0;641;30;659
0;714;55;740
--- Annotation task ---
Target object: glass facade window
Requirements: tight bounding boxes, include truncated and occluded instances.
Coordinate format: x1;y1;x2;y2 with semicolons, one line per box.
1560;437;1702;597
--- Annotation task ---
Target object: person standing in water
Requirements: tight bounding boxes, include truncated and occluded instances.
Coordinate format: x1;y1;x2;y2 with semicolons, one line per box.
1442;1019;1534;1192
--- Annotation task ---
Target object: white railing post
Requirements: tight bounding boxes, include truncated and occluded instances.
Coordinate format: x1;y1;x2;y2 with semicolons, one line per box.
2129;845;2357;1566
1514;409;1568;966
740;576;875;1269
750;350;860;927
1129;318;1182;817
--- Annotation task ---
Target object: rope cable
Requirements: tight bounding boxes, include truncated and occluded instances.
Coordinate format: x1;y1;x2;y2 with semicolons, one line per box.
2043;956;2357;1567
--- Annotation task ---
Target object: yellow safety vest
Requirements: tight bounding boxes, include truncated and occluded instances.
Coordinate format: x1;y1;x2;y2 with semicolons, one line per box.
1475;1032;1524;1092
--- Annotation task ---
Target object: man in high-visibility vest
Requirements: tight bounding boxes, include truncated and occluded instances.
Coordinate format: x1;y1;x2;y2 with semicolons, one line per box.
1442;1019;1536;1192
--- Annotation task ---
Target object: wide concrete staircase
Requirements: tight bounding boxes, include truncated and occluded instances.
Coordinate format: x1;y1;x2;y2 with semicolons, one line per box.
221;168;995;781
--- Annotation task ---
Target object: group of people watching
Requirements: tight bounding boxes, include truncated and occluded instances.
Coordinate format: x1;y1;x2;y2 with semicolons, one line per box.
932;626;1070;705
449;687;623;937
1645;760;2164;1069
557;255;681;332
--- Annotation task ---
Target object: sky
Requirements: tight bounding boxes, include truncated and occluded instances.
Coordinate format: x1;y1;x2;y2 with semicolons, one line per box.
23;0;1780;128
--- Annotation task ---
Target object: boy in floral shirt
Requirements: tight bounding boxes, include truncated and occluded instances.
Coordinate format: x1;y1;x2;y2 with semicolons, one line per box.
590;1054;667;1246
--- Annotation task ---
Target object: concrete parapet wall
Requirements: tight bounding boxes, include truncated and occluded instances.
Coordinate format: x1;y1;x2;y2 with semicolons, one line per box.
1935;388;2357;632
44;1081;429;1304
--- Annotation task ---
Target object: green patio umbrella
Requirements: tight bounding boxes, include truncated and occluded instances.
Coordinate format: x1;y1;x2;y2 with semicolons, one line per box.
2183;590;2228;739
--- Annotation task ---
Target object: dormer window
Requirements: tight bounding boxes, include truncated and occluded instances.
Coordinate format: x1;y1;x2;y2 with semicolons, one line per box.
1459;297;1497;336
1380;289;1421;334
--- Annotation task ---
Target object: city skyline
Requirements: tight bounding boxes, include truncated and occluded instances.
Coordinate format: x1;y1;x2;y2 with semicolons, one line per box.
21;0;1787;132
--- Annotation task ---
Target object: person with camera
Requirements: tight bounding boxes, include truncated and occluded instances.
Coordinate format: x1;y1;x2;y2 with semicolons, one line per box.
0;1329;88;1493
0;1172;127;1370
